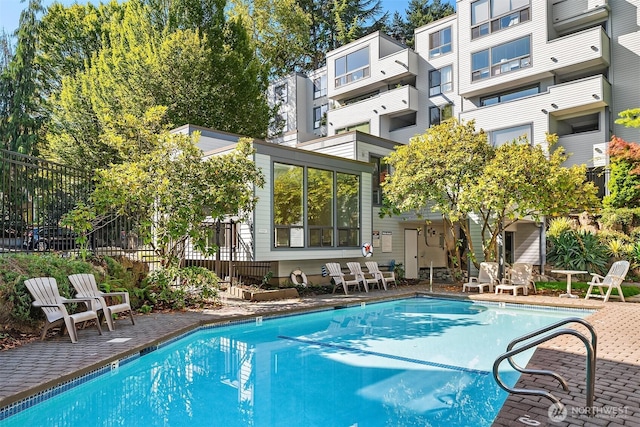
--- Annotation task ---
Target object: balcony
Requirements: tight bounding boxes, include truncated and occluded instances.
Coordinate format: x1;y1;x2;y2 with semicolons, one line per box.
552;0;609;34
329;85;419;131
546;25;610;75
330;49;419;100
544;74;611;116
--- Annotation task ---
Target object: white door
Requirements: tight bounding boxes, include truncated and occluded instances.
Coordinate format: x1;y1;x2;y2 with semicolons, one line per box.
404;229;419;279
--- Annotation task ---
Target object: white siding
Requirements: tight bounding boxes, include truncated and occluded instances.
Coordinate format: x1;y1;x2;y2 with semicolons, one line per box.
512;222;542;266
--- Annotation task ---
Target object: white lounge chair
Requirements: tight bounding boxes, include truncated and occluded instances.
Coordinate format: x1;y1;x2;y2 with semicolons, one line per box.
365;261;397;290
69;273;135;331
585;260;629;303
325;263;361;295
495;263;536;296
24;277;103;343
347;262;380;292
463;262;499;293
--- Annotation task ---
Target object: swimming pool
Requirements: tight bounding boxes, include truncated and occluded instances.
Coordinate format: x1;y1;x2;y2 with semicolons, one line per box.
0;298;590;426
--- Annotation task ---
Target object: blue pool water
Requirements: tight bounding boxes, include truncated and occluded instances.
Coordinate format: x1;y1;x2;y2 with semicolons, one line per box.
0;298;590;426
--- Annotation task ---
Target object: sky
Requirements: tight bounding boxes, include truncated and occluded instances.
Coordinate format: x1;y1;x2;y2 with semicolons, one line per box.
1;0;417;35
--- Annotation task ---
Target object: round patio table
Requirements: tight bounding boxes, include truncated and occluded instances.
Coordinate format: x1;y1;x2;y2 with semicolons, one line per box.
551;269;588;298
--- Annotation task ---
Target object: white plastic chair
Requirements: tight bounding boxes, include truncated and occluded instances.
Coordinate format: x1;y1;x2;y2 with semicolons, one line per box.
325;263;361;295
495;263;536;296
365;261;397;290
24;277;103;343
69;273;135;331
585;260;629;302
463;262;499;293
347;262;379;292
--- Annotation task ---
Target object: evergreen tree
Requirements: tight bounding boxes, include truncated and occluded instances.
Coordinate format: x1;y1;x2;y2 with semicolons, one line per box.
0;0;45;154
389;0;455;48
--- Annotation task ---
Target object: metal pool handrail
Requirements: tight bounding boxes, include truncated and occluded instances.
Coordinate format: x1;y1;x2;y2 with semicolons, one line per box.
492;317;597;414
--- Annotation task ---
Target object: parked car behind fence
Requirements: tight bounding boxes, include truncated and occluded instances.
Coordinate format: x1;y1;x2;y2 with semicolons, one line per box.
23;226;78;251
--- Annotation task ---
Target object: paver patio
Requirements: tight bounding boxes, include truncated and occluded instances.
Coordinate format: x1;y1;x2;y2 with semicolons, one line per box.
1;283;638;426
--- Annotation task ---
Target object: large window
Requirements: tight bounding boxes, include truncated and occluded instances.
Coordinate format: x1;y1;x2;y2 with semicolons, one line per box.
273;163;360;248
273;163;303;247
480;85;538;106
429;104;453;127
490;123;531;146
429;27;452;58
471;0;530;40
429;65;453;96
308;168;334;247
313;75;327;98
371;155;391;206
335;47;370;88
337;173;360;247
313;104;328;129
472;35;531;81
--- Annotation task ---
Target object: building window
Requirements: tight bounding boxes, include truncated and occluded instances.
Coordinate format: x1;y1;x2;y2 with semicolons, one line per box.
313;75;328;98
371;155;391;206
337;172;360;247
429;104;453;126
273;163;360;248
308;168;334;247
336;122;370;134
429;65;453;96
274;84;287;103
472;35;531;81
335;47;370;88
480;85;539;106
313;104;328;129
471;0;530;40
429;27;452;58
273;163;304;247
490;123;531;146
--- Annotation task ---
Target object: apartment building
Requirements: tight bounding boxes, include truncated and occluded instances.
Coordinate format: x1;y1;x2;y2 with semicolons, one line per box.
265;0;640;279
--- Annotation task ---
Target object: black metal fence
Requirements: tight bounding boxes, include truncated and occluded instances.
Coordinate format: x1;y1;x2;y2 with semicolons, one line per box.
0;149;264;282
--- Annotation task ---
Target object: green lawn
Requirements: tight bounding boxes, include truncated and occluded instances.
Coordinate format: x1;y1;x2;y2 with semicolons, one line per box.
536;280;640;298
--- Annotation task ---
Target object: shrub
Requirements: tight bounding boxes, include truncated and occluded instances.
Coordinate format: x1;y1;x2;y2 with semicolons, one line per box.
143;266;219;310
546;217;575;239
547;230;608;274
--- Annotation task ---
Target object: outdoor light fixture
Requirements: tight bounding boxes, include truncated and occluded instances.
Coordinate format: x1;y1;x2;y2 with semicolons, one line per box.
551;103;558;109
592;94;600;99
541;109;548;114
551;57;558;62
591;45;598;51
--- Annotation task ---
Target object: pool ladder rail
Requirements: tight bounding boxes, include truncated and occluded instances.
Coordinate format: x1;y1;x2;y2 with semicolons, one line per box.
492;317;597;415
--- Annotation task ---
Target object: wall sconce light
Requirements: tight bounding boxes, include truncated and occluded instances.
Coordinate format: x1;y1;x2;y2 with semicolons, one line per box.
394;59;408;69
373;109;378;114
595;147;603;154
380;70;386;75
551;103;558;109
329;122;333;126
402;100;407;104
550;57;558;62
591;45;598;51
381;105;386;109
541;109;548;114
592;94;600;99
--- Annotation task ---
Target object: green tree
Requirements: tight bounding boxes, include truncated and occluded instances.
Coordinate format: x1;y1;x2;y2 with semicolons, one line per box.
384;0;455;48
615;107;640;129
78;133;264;269
297;0;387;70
466;134;599;262
0;0;45;154
45;0;272;170
383;119;491;277
228;0;311;78
383;120;599;275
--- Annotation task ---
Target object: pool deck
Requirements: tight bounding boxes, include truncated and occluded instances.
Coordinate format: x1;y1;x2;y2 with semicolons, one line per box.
1;283;639;426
